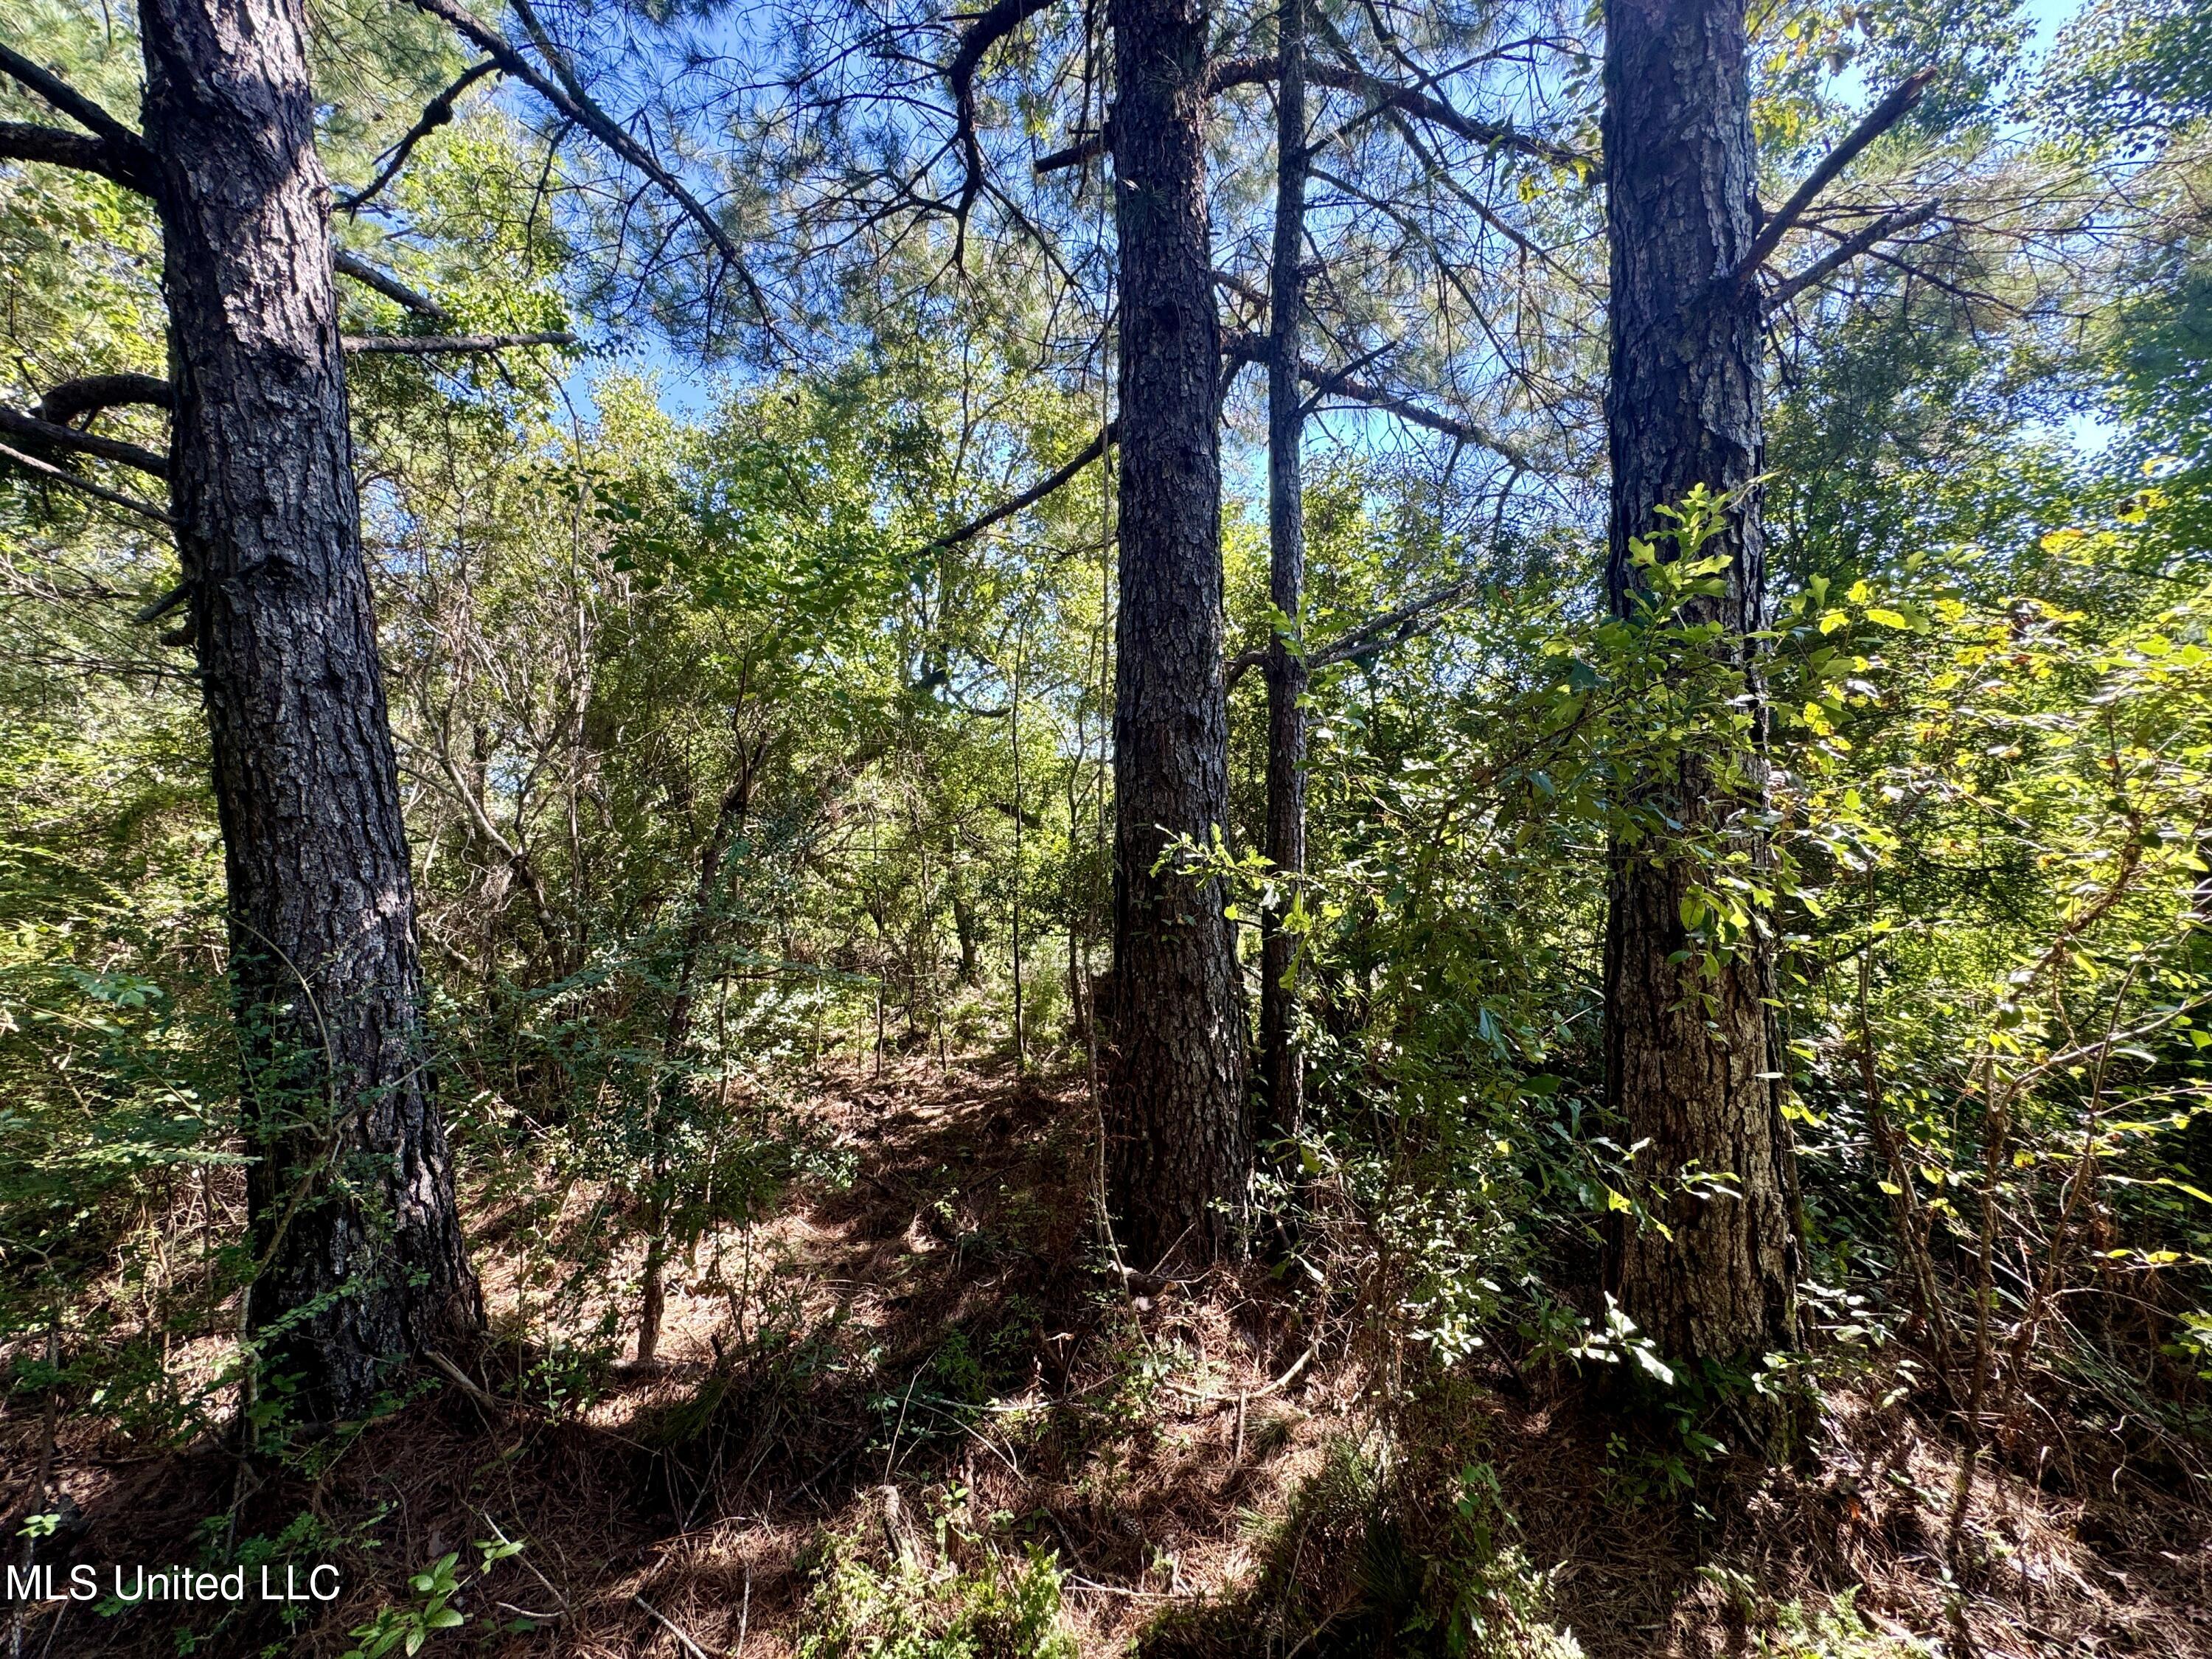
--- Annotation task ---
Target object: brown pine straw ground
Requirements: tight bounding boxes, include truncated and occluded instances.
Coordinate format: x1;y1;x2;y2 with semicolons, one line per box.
8;1057;2212;1657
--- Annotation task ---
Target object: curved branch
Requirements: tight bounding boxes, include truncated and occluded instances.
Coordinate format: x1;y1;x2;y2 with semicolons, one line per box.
0;42;155;189
945;0;1062;257
34;373;173;425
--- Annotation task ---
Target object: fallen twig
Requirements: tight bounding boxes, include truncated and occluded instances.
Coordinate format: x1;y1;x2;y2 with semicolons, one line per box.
635;1595;712;1659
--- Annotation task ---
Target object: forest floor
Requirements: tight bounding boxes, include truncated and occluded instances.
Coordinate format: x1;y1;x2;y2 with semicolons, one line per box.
15;1057;2212;1658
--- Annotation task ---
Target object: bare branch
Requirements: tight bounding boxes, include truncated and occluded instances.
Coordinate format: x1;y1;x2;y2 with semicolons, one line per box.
1227;574;1485;686
1039;51;1582;175
0;119;147;189
341;330;576;355
134;580;192;623
945;0;1064;257
1207;55;1586;170
333;249;452;320
399;0;775;331
0;405;168;476
0;439;174;526
34;372;173;425
1738;70;1933;281
1224;329;1538;468
1307;366;1533;470
923;422;1116;552
0;42;155;189
1214;268;1269;310
336;59;500;215
1764;201;1943;313
1033;133;1103;175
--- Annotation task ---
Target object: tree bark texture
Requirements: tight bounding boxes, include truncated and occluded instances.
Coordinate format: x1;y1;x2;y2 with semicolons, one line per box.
1107;0;1251;1265
141;0;479;1422
1601;0;1799;1364
1258;0;1308;1143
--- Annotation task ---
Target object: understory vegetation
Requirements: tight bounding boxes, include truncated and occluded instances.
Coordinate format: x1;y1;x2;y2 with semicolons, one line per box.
3;0;2211;1652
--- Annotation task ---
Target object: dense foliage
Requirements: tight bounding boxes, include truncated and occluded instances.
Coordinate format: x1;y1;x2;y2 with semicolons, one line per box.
1;0;2208;1651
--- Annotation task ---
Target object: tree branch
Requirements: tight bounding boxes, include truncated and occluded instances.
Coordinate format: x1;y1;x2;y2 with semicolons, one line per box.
945;0;1062;257
1764;201;1943;313
1227;574;1484;686
1737;70;1933;281
922;422;1116;552
33;373;173;425
341;330;575;355
0;42;155;189
337;59;500;215
1301;361;1532;470
1038;56;1582;175
1033;132;1104;174
1224;329;1536;468
0;439;175;526
398;0;774;330
0;119;148;189
0;406;168;476
1206;55;1585;170
333;249;452;320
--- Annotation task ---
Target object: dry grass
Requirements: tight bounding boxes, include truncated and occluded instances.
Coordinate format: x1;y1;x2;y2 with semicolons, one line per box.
8;1057;2211;1658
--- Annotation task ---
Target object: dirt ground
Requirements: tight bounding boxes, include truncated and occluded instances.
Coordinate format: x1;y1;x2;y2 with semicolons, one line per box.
9;1057;2211;1657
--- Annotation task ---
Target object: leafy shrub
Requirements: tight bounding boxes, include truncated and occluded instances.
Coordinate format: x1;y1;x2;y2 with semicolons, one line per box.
797;1526;1077;1659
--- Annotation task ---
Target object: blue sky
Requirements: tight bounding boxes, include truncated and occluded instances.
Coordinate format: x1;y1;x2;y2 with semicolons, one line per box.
563;0;2098;444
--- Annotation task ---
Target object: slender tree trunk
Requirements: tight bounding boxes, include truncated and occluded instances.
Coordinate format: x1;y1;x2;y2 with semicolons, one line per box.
1257;0;1309;1143
950;877;983;987
639;754;757;1366
1601;0;1798;1366
1107;0;1251;1265
1009;619;1027;1068
141;0;479;1423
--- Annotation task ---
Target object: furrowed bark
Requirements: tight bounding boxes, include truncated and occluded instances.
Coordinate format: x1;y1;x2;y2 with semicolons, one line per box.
140;0;479;1425
1601;0;1799;1368
1106;0;1251;1265
1258;0;1308;1143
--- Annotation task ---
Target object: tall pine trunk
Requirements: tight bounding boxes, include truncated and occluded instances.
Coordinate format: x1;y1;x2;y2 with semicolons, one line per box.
1107;0;1251;1265
141;0;479;1423
1601;0;1798;1365
1256;0;1309;1144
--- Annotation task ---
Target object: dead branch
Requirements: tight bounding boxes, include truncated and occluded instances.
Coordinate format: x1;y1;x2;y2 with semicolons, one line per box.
334;249;452;321
337;59;500;215
1764;201;1944;313
1739;70;1934;281
0;439;175;526
922;422;1116;552
0;406;167;477
341;330;576;355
